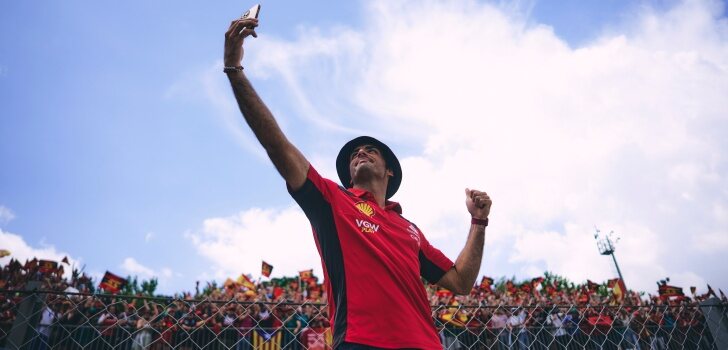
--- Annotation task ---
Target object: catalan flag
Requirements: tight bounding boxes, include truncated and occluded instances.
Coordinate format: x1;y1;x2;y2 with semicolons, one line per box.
99;271;127;293
261;261;273;278
251;329;282;350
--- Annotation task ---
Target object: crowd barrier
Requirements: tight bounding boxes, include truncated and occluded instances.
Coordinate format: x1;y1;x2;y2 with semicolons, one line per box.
0;289;726;349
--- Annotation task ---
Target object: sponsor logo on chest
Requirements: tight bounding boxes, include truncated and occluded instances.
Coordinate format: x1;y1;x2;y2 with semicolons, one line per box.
355;202;375;217
356;219;380;233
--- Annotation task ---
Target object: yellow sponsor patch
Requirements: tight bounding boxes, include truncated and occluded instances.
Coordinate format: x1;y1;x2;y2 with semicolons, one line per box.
355;202;375;217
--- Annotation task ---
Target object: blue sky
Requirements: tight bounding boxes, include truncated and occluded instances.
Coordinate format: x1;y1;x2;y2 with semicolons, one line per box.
2;0;727;296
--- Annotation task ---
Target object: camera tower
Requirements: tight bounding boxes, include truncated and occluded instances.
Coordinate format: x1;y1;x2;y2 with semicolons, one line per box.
594;228;627;289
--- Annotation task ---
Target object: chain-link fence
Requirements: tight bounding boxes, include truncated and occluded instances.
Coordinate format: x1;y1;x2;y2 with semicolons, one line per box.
1;289;726;349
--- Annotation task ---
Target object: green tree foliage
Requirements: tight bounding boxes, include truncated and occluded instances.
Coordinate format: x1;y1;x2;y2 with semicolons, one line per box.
119;275;158;297
543;271;577;292
201;280;219;296
140;278;158;296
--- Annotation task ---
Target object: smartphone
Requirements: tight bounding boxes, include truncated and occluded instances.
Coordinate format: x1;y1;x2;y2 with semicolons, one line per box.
242;4;261;20
239;4;261;35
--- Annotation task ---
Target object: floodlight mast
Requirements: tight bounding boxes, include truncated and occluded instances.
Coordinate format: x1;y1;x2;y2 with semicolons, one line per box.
595;228;627;289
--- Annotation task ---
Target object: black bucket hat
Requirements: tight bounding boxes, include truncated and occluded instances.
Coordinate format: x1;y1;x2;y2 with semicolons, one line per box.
336;136;402;199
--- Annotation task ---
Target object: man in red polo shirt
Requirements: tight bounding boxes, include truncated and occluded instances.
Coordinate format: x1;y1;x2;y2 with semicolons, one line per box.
224;16;492;350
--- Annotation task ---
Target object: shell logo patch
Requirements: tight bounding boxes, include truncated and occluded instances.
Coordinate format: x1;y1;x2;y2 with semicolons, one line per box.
355;202;375;217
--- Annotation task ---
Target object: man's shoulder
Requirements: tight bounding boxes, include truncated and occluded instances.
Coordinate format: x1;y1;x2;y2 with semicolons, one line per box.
297;165;350;195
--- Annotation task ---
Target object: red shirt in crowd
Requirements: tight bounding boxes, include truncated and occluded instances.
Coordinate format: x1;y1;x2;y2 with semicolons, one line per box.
289;166;454;349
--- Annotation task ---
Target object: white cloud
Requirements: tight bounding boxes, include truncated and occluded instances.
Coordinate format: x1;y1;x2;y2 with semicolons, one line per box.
120;257;156;278
118;258;176;293
186;206;321;281
197;0;728;292
0;206;15;225
691;231;728;253
144;231;155;243
0;229;79;278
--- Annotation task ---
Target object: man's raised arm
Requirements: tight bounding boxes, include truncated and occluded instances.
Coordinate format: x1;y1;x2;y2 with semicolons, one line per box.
223;17;309;190
436;189;492;294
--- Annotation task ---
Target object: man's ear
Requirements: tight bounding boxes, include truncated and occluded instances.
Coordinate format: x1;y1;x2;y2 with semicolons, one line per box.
386;169;394;177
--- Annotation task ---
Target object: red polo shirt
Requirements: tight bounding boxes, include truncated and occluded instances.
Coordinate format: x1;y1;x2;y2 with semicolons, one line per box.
289;165;454;349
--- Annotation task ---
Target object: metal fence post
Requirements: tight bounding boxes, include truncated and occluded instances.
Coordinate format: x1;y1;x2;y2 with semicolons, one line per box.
700;297;728;350
5;281;43;350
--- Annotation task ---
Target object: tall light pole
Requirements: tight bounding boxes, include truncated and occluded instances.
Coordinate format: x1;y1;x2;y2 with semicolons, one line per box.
594;228;627;289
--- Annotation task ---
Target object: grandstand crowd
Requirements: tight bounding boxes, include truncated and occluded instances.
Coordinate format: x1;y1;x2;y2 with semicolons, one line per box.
1;257;726;349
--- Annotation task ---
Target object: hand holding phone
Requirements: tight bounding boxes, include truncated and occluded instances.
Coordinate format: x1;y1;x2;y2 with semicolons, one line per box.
239;4;261;35
224;4;261;68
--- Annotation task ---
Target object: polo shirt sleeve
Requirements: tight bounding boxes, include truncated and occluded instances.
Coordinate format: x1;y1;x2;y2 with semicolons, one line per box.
418;232;455;284
287;165;339;221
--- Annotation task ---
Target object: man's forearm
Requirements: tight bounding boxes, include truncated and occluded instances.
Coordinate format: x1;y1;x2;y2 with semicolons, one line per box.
228;71;287;151
227;71;308;188
452;224;486;292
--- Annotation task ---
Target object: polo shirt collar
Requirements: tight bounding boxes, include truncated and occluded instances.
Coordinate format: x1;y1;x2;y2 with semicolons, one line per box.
348;188;403;214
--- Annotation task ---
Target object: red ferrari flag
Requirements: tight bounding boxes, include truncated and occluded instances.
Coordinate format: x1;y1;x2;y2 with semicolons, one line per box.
479;276;494;291
505;281;518;295
99;271;127;293
587;280;600;291
261;261;273;278
658;284;685;300
299;269;314;282
38;260;58;274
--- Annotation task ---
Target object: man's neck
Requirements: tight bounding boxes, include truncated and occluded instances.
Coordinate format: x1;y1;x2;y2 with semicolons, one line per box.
352;181;387;208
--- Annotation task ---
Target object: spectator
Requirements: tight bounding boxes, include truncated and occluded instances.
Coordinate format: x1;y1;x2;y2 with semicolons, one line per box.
508;306;531;350
547;307;570;349
489;307;510;350
615;309;640;350
132;306;156;350
31;303;57;350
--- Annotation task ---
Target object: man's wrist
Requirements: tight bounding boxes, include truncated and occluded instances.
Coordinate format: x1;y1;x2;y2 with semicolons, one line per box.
224;66;244;74
471;217;488;227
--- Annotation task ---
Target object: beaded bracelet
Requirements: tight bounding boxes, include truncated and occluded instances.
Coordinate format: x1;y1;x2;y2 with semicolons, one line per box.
223;66;244;73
